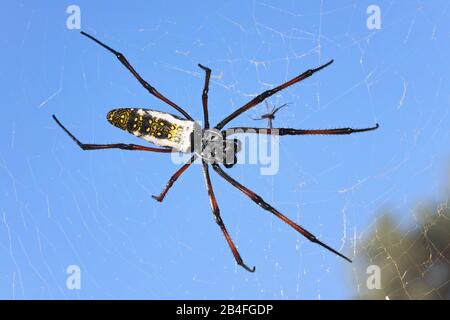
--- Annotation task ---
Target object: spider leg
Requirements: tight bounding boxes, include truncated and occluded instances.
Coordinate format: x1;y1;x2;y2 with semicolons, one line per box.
215;60;334;130
265;100;271;115
53;115;174;153
202;161;255;272
198;64;211;129
152;154;198;202
211;163;352;263
224;123;379;137
80;31;193;121
252;116;266;120
271;103;289;116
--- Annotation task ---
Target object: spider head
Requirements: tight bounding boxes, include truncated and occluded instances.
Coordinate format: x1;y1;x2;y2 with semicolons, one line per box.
192;128;241;168
107;109;131;130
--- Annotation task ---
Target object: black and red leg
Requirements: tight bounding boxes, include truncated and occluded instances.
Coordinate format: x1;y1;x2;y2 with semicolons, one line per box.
198;64;212;129
212;163;352;263
223;123;379;137
202;161;255;272
152;154;198;202
215;60;334;129
80;31;193;121
52;115;174;153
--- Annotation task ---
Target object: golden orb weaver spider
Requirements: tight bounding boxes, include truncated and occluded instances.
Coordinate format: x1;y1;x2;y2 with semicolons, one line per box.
53;31;379;272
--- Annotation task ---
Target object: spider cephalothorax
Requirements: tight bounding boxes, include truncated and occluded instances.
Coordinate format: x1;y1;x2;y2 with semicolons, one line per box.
52;31;379;272
192;128;241;168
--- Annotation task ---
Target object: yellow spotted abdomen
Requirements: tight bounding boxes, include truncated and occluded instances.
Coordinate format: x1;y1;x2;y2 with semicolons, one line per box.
107;108;197;152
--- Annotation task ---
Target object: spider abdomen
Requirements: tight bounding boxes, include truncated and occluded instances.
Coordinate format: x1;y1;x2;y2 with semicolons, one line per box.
107;108;196;152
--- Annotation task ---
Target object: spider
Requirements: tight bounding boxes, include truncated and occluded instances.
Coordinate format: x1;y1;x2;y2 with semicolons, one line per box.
251;101;289;129
52;31;379;272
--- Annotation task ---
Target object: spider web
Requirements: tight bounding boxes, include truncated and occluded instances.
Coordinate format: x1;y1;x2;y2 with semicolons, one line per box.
1;0;450;299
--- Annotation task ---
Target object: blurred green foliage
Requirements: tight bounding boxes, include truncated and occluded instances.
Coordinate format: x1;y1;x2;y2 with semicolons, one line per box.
353;194;450;299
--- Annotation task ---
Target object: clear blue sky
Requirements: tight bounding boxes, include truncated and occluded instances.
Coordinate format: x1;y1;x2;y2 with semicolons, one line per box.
1;1;449;299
